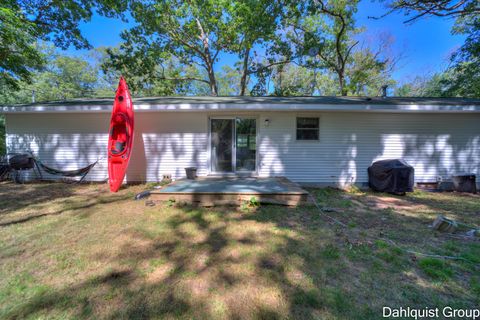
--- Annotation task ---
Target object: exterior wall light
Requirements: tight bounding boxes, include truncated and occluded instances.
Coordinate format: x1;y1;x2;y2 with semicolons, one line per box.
264;118;270;127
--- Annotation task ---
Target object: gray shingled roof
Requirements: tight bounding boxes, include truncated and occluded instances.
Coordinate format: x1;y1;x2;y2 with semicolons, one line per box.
4;95;480;107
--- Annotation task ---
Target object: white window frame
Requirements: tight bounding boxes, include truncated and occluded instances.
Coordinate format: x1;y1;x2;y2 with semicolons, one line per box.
296;116;320;141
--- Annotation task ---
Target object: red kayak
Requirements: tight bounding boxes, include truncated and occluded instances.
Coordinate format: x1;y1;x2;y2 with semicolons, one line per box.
108;77;134;192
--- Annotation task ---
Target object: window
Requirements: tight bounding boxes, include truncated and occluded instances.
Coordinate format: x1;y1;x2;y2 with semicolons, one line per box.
296;117;319;140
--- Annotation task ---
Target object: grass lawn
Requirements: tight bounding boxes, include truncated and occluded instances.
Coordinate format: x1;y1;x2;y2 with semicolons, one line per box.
0;181;479;319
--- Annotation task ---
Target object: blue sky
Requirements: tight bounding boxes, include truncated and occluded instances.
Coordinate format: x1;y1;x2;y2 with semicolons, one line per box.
72;1;465;85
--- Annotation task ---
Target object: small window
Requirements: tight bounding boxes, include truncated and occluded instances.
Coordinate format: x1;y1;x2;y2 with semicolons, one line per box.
296;117;319;140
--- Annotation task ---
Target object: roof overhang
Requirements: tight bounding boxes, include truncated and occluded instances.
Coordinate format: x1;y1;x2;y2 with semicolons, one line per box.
2;103;480;114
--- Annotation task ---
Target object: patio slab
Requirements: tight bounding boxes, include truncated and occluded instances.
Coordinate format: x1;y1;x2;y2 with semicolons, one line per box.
150;177;308;206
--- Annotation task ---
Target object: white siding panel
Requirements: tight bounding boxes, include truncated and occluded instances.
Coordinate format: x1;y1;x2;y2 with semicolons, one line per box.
258;112;480;186
142;133;208;181
6;113;110;181
6;112;209;182
6;111;480;186
130;113;208;181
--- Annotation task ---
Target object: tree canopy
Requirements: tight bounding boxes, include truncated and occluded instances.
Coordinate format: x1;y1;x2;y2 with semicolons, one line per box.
0;0;124;89
378;0;479;23
0;7;44;89
0;0;477;100
299;0;361;96
106;0;241;96
0;47;99;104
102;0;399;96
104;0;292;96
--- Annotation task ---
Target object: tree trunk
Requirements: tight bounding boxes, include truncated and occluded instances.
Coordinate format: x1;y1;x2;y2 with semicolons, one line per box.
240;47;250;96
309;69;317;96
207;64;218;96
195;17;218;96
338;72;347;96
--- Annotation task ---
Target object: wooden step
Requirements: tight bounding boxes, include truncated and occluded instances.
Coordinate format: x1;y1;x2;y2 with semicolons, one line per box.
150;191;308;206
149;177;308;206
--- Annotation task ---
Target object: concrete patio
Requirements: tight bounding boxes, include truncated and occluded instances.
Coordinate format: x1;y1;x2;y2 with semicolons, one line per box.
150;177;309;206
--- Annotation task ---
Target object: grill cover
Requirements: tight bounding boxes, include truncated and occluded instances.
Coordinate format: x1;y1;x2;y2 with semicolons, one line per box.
452;174;477;193
368;159;414;193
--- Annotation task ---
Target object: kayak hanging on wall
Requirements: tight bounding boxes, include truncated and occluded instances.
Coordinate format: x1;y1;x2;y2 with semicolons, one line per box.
108;77;134;192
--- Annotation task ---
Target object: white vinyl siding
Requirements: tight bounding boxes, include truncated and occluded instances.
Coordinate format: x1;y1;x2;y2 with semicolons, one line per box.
257;112;480;186
5;112;209;182
5;110;480;186
137;113;208;181
6;113;110;181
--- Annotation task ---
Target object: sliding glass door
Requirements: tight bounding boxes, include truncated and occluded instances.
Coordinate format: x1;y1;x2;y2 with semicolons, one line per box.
210;118;256;173
235;118;256;172
211;119;234;172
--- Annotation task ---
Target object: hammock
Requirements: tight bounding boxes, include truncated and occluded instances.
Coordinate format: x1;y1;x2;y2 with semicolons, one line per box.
4;151;100;183
34;158;100;182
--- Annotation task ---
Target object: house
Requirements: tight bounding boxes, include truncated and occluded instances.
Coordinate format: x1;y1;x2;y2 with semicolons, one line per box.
2;96;480;188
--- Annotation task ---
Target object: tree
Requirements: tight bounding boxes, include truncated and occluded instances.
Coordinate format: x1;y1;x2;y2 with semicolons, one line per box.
345;50;390;96
442;13;480;97
287;1;397;96
217;65;242;96
50;56;98;99
272;64;340;96
395;73;447;97
227;0;286;95
442;63;480;97
0;48;99;104
294;0;361;96
272;64;316;96
107;0;242;96
100;47;185;96
271;51;395;97
344;34;398;96
376;0;479;23
100;46;214;96
0;7;44;89
0;0;125;89
88;47;118;97
250;65;272;96
105;1;294;96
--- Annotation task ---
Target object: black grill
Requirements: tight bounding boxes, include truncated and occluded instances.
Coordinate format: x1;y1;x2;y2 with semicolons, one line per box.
452;175;477;193
368;159;414;194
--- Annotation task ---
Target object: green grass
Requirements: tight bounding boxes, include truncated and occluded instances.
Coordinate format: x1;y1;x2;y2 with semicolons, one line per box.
375;243;405;267
418;258;454;280
292;289;323;308
320;244;341;260
471;277;480;298
0;182;479;319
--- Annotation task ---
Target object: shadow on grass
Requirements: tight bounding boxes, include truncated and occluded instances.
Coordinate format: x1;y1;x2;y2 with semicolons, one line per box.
405;191;480;216
0;181;132;227
0;182;76;214
2;189;479;319
361;188;480;215
0;193;130;227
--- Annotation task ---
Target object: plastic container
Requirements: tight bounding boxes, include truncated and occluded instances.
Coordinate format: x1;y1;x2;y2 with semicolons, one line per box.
185;167;197;180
